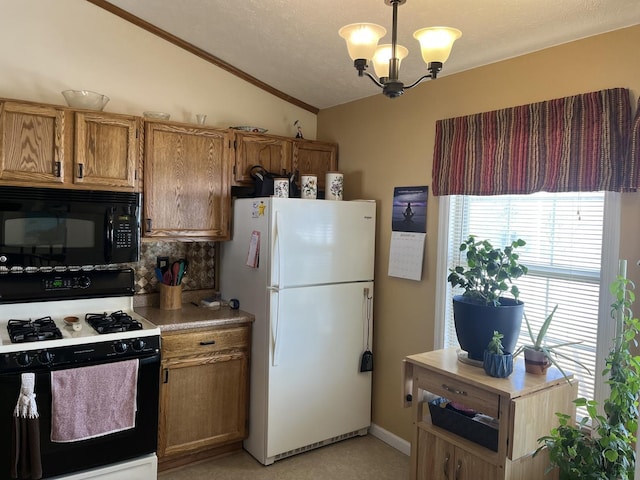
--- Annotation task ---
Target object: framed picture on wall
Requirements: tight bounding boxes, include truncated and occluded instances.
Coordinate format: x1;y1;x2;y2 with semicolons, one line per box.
391;186;428;233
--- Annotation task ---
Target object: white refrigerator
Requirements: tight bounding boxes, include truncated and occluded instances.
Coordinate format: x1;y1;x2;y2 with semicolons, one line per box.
219;197;376;465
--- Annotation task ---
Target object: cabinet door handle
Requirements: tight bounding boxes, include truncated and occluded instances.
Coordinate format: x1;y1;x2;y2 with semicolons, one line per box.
77;163;84;178
55;161;61;177
146;219;152;233
199;340;216;346
442;383;468;396
443;454;450;479
455;460;462;480
163;368;169;384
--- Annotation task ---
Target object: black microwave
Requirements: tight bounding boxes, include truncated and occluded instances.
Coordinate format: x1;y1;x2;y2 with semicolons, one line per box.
0;186;140;268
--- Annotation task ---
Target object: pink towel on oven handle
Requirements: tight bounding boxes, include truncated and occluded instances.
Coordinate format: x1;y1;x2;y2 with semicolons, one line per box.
50;359;139;443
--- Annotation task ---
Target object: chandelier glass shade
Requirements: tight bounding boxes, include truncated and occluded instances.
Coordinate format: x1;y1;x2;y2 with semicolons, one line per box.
339;0;461;98
371;43;408;79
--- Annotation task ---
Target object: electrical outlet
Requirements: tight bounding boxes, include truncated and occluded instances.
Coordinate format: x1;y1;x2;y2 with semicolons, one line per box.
156;256;169;270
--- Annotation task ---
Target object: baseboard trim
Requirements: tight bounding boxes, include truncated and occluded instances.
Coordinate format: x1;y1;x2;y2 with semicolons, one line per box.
368;423;411;456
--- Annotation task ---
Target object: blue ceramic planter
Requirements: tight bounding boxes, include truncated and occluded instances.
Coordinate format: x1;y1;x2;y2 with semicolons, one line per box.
453;295;524;361
483;350;514;378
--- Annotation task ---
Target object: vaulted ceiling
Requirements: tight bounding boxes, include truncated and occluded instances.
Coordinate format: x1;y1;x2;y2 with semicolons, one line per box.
93;0;640;112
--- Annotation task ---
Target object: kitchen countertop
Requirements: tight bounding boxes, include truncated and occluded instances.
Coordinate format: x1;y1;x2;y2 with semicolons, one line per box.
135;303;254;332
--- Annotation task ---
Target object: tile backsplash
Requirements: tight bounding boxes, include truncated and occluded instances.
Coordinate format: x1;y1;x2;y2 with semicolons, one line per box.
133;241;216;294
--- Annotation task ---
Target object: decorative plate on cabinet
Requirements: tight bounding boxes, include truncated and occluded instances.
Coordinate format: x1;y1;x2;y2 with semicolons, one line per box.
230;126;268;133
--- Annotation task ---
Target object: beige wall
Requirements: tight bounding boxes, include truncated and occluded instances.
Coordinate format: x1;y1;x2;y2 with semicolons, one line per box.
0;0;316;138
318;25;640;442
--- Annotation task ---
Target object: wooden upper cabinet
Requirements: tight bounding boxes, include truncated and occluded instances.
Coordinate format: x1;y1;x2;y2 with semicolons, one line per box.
0;101;67;185
0;100;139;191
73;112;139;190
232;132;291;184
231;133;339;194
292;139;338;192
144;122;231;240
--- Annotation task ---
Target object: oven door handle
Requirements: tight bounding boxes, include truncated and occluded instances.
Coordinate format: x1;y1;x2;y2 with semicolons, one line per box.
139;353;161;365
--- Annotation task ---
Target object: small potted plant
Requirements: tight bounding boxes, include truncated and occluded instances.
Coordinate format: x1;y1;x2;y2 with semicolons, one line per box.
513;305;590;382
537;267;640;479
448;236;528;360
483;330;513;378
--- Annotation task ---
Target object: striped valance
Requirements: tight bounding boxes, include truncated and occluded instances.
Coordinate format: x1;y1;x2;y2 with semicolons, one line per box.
432;88;635;196
632;97;640;190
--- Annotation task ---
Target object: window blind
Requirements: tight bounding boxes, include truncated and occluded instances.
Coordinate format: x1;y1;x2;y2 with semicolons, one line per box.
444;191;605;405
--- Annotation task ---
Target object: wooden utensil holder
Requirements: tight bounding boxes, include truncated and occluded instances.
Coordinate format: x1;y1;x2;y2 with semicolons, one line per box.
160;283;182;310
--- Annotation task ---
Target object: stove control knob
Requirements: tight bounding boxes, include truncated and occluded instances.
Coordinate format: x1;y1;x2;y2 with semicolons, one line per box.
114;342;128;354
78;276;91;289
132;339;146;351
16;352;32;367
38;351;54;365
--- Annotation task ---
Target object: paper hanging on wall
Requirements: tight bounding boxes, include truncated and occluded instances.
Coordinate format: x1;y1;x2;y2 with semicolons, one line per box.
388;231;425;281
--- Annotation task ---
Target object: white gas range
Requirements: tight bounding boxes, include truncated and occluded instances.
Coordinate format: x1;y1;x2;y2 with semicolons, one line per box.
0;296;159;353
0;268;160;480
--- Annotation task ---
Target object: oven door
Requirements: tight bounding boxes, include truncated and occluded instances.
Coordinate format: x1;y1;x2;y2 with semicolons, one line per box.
0;354;159;479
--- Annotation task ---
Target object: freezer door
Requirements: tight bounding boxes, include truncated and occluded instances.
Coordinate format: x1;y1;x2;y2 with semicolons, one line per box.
266;282;373;460
270;198;375;287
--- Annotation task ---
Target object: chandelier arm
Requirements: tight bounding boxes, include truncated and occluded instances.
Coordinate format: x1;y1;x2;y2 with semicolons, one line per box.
363;71;385;88
404;74;434;90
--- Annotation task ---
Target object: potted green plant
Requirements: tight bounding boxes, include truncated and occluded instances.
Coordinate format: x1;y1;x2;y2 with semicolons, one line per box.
513;305;591;381
483;330;514;378
448;236;528;360
537;268;640;479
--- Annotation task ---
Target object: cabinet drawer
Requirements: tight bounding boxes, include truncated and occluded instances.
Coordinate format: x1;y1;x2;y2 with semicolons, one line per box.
416;370;500;418
162;326;250;359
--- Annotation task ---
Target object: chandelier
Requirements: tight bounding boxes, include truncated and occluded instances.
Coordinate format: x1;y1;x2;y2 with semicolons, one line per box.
339;0;461;99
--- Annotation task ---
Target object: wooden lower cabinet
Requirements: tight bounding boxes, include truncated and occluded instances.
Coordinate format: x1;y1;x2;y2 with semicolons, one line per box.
417;429;498;480
158;324;250;470
404;348;575;480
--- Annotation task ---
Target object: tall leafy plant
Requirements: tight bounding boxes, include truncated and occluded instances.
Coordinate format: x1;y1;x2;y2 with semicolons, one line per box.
538;271;640;479
447;236;528;306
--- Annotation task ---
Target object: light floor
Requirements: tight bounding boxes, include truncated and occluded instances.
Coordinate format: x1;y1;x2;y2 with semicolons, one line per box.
158;435;409;480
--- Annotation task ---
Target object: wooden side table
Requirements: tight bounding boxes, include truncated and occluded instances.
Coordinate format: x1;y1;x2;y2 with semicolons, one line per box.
403;348;577;480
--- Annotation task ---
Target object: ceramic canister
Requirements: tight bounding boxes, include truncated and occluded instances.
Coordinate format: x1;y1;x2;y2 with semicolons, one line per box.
301;174;318;199
273;178;289;198
325;172;344;200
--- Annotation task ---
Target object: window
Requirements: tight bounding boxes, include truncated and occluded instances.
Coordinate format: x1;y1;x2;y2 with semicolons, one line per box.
436;191;620;415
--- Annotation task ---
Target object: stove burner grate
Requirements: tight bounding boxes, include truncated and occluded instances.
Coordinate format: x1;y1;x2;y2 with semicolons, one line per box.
85;310;143;334
7;316;64;343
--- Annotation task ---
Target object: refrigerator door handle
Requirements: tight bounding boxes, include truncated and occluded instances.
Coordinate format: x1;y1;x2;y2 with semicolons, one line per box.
272;209;282;288
364;287;373;348
270;288;282;366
